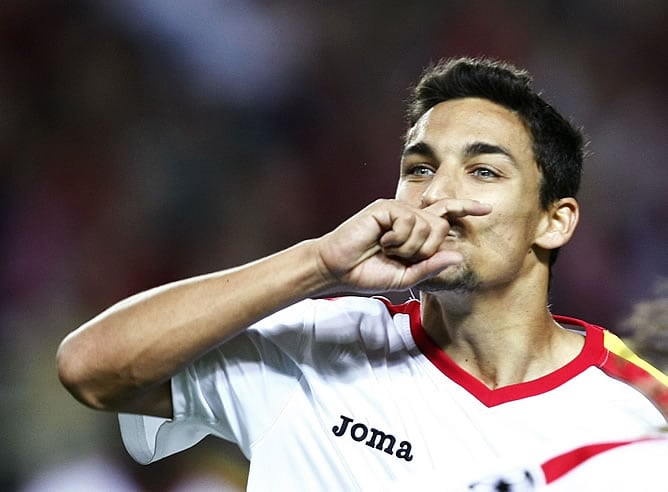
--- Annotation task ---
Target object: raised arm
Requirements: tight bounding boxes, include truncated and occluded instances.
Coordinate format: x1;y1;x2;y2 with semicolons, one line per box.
56;198;490;418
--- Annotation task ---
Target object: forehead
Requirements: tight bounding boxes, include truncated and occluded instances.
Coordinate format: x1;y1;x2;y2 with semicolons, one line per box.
405;98;533;158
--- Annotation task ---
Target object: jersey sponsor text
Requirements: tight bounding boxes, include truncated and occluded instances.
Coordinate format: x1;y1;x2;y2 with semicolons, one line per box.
332;414;414;461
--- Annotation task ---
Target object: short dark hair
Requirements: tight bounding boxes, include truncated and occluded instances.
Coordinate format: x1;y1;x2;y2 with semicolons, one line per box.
406;56;586;266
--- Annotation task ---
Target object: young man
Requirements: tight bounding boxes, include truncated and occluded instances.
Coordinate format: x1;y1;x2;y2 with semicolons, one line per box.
57;57;668;490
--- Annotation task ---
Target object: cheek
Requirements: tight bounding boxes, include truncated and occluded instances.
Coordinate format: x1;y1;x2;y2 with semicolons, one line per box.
394;182;421;203
479;212;536;257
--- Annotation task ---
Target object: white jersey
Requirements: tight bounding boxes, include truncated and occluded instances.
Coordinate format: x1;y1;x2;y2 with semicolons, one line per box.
119;297;668;491
392;434;668;491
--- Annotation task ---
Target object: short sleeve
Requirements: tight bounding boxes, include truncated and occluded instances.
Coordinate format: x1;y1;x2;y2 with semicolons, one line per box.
118;393;212;464
118;300;312;464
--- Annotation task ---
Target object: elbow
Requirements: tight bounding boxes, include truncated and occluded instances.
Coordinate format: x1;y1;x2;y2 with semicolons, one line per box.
56;332;118;411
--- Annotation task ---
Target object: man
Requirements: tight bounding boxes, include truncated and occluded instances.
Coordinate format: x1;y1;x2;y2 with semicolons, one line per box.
57;57;668;490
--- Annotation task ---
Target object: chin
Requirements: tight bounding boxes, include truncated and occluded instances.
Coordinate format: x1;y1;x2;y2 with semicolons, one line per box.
415;266;480;293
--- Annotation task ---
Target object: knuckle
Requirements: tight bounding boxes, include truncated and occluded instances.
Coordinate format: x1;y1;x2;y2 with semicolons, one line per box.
415;220;432;238
433;220;450;235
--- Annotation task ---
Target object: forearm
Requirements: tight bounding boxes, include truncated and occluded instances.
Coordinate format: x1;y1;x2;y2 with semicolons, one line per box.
57;239;331;411
58;197;486;413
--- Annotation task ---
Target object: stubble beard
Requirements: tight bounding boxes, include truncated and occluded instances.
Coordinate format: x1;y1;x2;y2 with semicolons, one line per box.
414;263;481;294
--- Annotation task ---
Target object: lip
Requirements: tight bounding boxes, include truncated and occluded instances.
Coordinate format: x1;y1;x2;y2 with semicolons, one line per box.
443;233;460;244
446;225;464;239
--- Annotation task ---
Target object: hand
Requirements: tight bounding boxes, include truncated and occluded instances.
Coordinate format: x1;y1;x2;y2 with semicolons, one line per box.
314;198;491;292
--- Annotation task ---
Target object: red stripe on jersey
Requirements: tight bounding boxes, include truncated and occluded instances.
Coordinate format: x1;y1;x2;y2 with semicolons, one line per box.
541;437;656;484
411;319;605;406
378;299;668;408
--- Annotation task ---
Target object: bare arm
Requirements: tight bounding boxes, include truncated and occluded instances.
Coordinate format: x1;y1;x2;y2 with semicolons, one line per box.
56;198;490;418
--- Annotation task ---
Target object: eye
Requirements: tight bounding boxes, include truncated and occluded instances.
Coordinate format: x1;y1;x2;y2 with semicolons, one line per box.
470;167;499;179
405;164;435;177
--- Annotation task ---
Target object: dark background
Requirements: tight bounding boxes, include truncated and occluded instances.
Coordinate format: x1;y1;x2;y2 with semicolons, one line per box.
1;1;666;490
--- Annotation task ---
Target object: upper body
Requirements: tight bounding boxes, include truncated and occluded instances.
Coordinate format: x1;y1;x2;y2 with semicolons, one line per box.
118;296;667;491
56;57;667;488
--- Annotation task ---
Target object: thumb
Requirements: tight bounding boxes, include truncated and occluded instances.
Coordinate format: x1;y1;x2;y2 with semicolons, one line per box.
401;250;463;287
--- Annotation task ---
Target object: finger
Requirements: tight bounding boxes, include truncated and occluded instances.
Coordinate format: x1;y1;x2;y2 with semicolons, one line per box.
424;199;492;218
419;220;451;255
383;220;452;263
379;214;418;248
382;233;428;260
398;250;464;287
381;202;455;259
380;216;432;258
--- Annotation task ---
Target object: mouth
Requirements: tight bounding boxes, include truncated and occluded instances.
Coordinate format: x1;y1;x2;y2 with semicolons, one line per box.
446;223;464;240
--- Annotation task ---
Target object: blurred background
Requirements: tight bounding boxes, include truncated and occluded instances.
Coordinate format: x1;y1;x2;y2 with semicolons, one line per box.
1;0;666;490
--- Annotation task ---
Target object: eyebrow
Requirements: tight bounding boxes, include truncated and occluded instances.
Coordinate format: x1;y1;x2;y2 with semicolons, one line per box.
401;141;438;160
402;140;517;166
464;141;516;164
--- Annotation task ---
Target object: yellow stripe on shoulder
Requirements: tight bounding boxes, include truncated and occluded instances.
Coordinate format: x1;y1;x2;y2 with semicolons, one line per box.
604;331;668;386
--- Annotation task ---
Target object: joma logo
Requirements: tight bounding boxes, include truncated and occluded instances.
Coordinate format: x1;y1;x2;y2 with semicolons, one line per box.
331;414;414;461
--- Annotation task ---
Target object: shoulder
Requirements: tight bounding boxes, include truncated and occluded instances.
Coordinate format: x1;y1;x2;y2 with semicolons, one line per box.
558;314;668;417
313;295;415;323
249;296;397;333
256;296;420;354
243;296;414;348
305;296;412;342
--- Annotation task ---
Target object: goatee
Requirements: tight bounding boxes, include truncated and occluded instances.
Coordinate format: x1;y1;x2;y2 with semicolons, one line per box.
415;266;480;293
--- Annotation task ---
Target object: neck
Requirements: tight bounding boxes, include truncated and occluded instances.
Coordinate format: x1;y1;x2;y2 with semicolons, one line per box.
420;285;584;389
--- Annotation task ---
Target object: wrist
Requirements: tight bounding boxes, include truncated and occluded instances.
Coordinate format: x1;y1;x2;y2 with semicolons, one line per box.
300;238;342;296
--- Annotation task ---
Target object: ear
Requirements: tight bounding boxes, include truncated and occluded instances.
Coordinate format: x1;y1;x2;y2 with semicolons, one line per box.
534;197;579;250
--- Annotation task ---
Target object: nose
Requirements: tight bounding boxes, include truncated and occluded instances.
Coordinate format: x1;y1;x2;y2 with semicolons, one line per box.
420;171;457;208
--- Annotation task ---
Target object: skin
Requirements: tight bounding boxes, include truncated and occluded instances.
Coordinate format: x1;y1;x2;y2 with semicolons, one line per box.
57;97;582;419
396;98;583;388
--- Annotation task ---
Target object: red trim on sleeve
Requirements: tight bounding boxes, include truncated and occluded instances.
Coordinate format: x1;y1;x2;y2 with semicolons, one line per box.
601;350;668;411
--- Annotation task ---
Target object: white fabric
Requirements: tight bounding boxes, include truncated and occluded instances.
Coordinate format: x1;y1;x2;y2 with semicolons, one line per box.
387;436;668;491
119;297;666;491
543;437;668;491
